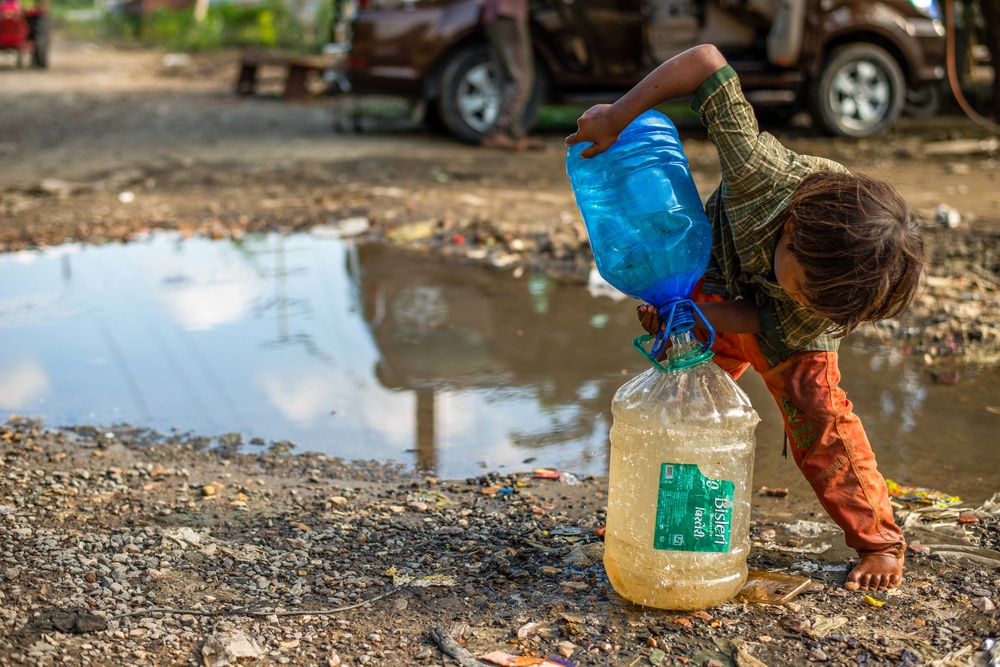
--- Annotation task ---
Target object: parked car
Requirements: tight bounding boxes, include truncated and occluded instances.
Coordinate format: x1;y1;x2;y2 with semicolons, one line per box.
344;0;946;141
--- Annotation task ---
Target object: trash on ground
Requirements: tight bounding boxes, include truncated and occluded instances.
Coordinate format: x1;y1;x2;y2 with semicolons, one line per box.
922;137;1000;155
586;267;628;301
886;479;962;507
758;542;831;555
811;615;850;638
782;520;836;537
385;567;456;587
737;570;813;605
533;468;580;484
935;203;962;228
313;216;370;238
480;651;576;667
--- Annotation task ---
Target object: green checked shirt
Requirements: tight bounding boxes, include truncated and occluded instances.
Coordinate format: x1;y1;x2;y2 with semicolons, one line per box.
691;65;846;365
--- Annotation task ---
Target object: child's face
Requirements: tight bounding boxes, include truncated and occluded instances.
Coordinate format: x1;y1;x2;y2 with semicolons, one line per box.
774;223;811;309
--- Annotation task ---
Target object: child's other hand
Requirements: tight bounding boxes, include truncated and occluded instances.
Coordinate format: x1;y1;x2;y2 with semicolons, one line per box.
565;104;621;158
637;304;663;336
845;553;903;591
637;304;672;362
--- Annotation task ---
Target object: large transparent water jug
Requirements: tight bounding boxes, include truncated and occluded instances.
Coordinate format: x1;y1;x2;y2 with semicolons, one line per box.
604;332;760;610
566;109;711;344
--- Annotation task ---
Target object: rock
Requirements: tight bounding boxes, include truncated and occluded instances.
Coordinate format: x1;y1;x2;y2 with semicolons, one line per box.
808;647;828;661
562;547;594;567
972;597;996;612
781;615;812;635
201;630;263;667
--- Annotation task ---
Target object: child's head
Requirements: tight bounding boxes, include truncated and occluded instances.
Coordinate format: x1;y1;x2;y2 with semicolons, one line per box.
781;171;925;335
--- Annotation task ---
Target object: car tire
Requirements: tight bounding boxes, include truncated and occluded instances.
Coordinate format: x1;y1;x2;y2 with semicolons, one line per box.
436;43;544;144
904;82;943;118
809;43;905;138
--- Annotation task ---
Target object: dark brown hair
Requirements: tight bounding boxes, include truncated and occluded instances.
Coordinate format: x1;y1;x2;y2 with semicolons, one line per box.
783;171;925;335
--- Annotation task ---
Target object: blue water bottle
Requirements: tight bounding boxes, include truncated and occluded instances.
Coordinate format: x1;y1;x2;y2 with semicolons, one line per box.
566;110;713;363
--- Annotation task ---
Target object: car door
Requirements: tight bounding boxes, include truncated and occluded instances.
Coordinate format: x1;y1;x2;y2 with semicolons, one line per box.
531;0;645;87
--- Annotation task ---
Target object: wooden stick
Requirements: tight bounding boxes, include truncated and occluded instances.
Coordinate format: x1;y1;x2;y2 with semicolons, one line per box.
428;626;485;667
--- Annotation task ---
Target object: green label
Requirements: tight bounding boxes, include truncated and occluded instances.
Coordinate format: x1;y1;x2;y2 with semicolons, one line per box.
653;463;734;552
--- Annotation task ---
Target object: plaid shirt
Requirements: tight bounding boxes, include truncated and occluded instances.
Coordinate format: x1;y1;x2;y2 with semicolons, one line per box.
691;66;847;364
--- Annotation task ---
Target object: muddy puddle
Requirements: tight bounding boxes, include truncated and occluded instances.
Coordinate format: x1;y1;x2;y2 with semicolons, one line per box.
2;230;997;503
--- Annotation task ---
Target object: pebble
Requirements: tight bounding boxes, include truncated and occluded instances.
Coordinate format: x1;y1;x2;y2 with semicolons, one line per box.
972;597;996;612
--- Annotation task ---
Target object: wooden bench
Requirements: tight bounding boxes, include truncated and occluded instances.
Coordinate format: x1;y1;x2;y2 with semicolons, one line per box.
235;51;336;99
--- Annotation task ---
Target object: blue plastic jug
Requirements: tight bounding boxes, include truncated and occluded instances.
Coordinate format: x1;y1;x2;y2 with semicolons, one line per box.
566;110;712;346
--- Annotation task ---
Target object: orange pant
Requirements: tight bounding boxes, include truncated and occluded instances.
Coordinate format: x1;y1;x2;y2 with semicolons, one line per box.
694;288;906;558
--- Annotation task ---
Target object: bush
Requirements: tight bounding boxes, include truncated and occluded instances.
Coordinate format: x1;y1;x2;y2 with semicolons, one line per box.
56;0;322;52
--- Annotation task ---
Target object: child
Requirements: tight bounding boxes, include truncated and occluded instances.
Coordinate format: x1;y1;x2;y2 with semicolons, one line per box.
565;45;924;591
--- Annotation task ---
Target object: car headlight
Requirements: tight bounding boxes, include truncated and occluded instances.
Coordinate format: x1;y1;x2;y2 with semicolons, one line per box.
909;0;941;21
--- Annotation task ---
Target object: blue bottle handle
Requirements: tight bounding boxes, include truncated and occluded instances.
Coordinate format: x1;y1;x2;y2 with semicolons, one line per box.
633;299;716;371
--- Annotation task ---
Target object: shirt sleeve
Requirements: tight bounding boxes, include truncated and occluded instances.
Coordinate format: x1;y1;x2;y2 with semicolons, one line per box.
693;69;812;232
760;295;836;354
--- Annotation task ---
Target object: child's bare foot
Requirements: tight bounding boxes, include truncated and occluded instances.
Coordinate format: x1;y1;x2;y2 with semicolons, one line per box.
845;553;903;591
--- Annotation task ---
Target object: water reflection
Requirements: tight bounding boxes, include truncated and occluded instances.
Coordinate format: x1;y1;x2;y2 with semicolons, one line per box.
355;244;638;474
0;232;642;478
0;231;997;500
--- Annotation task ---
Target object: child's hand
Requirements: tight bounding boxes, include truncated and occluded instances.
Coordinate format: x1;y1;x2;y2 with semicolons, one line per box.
565;104;622;158
637;304;663;336
637;304;671;361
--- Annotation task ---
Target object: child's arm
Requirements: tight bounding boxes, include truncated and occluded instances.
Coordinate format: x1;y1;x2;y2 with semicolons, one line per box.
565;44;729;158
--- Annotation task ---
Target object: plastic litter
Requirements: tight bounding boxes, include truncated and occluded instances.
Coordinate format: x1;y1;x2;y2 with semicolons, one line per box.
479;652;576;667
736;570;813;605
886;479;962;508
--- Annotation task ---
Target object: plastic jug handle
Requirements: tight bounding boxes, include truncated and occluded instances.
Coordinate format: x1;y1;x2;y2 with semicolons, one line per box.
633;334;714;371
633;301;717;371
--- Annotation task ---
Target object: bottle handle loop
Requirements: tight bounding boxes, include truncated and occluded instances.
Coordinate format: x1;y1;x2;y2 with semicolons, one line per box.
634;299;716;371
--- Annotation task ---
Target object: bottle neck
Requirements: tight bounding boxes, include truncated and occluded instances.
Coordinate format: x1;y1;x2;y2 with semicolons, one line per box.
664;330;713;371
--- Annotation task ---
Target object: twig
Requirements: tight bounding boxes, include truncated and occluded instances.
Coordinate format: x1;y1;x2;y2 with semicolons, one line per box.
106;588;398;622
428;626;486;667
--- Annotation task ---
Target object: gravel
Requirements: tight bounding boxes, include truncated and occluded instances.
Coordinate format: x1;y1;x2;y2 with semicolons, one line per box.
3;417;1000;666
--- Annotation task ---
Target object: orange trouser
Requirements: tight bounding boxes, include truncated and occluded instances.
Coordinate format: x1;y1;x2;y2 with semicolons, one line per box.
694;288;906;558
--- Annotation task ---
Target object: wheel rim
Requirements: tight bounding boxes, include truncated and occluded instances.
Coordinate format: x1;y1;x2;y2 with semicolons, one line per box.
455;62;500;133
828;59;891;133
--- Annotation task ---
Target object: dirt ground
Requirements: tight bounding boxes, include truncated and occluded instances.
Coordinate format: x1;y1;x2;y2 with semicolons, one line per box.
2;39;1000;667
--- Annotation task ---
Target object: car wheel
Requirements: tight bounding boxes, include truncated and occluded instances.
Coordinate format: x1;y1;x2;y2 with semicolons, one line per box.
809;43;905;138
436;43;544;144
904;82;943;118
